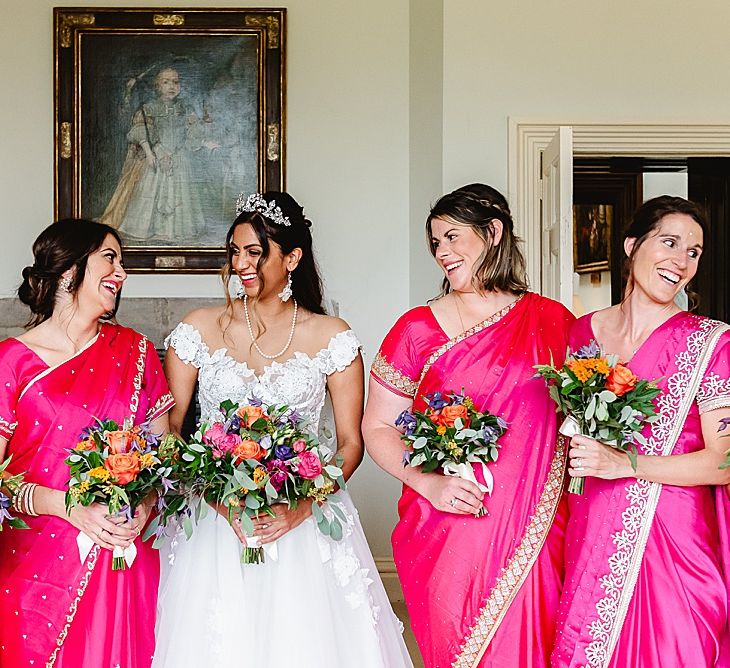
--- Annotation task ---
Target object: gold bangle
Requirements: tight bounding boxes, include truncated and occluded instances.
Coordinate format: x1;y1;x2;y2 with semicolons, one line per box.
25;483;38;517
10;481;26;514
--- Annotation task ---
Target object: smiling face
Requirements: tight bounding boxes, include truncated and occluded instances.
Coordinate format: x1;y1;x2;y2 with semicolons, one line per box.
429;216;490;293
72;234;127;317
625;212;703;306
230;222;297;300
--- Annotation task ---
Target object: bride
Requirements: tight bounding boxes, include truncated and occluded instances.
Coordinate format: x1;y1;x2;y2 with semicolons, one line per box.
153;192;413;667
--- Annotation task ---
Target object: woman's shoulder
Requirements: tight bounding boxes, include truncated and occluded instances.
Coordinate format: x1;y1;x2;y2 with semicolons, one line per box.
304;314;360;351
525;292;576;322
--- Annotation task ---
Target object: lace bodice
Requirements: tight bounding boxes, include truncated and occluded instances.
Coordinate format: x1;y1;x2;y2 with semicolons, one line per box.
165;323;362;433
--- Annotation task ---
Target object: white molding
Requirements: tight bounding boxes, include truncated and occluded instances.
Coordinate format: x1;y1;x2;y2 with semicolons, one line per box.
375;557;404;603
507;120;730;292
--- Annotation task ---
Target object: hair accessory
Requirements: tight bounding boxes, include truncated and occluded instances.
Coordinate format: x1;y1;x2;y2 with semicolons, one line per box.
278;271;293;302
58;276;72;293
235;193;291;227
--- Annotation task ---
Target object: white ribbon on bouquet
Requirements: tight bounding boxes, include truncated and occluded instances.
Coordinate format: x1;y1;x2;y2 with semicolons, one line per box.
443;461;493;497
559;415;581;438
244;534;279;561
76;530;138;567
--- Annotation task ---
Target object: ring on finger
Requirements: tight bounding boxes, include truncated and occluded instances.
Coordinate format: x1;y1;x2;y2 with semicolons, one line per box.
574;458;585;470
449;497;458;507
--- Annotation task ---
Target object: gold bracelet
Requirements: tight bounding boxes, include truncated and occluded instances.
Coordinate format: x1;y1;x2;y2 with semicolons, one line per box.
10;481;26;513
25;483;38;517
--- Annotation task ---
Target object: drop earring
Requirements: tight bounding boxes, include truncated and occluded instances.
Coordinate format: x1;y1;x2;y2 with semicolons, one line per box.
278;271;293;302
58;276;72;293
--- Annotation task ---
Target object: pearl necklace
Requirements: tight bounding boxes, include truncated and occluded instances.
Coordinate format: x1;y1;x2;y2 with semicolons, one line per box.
243;294;298;360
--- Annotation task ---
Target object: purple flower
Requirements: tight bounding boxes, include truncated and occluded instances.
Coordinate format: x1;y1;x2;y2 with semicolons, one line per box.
718;417;730;433
246;395;263;407
401;450;411;466
425;392;449;411
481;426;498;442
496;417;508;431
259;434;272;452
225;415;242;433
447;390;466;405
573;340;601;360
395;410;417;435
273;444;295;460
0;493;12;525
287;409;303;425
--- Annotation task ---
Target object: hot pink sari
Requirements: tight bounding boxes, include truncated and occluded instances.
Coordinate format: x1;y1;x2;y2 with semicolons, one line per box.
0;324;174;668
552;311;730;668
372;292;575;667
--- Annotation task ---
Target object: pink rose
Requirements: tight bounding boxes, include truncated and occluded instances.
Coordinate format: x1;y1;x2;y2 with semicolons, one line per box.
218;433;242;453
296;451;323;480
202;422;226;446
292;439;307;453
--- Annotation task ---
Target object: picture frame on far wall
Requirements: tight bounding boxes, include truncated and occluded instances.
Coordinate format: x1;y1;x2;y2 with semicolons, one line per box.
54;7;286;272
572;166;643;304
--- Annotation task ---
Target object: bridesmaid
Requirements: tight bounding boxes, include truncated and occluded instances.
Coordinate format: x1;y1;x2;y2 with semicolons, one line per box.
552;196;730;667
363;183;574;667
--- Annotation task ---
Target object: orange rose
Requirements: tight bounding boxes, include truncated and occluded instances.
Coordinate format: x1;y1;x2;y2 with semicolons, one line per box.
233;439;264;463
106;430;134;454
236;405;266;428
606;364;638;397
104;453;140;485
435;404;470;429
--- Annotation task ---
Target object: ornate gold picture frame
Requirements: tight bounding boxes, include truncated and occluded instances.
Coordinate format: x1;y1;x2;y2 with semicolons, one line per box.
54;7;286;272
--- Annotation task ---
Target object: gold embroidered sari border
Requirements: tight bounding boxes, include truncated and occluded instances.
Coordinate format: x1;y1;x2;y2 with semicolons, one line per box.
452;435;567;668
419;295;523;387
371;352;418;398
46;545;100;668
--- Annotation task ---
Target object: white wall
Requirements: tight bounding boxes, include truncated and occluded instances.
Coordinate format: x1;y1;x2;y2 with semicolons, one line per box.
0;0;415;559
442;1;730;197
643;172;688;201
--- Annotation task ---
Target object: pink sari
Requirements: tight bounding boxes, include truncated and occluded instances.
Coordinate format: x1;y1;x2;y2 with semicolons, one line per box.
372;292;575;667
0;324;174;668
552;312;730;668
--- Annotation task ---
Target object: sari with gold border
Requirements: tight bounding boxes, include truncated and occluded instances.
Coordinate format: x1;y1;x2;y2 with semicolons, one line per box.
371;292;574;667
0;324;173;668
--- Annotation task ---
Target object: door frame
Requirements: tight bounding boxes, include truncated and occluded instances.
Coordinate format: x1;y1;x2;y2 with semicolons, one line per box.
507;121;730;292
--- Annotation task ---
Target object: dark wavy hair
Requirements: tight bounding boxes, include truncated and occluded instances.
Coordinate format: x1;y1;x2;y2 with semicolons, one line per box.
426;183;529;297
18;219;123;328
622;195;708;310
221;192;325;316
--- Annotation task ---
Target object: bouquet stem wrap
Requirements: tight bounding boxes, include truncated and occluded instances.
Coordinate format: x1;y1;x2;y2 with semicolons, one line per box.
242;534;278;564
443;461;493;517
76;530;138;570
559;416;585;495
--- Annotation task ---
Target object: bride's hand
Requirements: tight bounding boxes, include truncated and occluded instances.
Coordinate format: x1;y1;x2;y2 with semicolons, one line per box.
209;501;250;545
251;500;314;545
419;474;484;515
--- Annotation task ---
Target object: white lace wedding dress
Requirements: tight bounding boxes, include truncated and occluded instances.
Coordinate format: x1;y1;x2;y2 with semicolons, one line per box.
153;323;413;668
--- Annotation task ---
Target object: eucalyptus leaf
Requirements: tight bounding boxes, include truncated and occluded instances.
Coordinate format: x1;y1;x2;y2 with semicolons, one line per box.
311;501;325;522
330;518;343;541
413;436;428;450
599;390;617;403
182;452;196;462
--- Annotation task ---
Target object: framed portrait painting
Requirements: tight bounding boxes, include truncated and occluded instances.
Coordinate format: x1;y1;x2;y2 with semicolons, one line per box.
54;8;286;272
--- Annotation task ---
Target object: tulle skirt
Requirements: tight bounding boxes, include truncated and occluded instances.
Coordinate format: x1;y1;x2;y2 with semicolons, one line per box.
153;490;413;668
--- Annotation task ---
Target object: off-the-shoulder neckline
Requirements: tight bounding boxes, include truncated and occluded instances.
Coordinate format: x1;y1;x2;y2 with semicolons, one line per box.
170;322;358;378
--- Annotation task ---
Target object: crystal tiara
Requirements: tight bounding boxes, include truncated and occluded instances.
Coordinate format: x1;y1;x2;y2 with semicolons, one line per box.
235;193;291;227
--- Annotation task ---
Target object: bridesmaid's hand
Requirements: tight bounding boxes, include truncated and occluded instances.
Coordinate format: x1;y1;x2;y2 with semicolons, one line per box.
130;493;156;538
67;502;137;551
250;501;313;545
420;475;484;515
568;435;634;480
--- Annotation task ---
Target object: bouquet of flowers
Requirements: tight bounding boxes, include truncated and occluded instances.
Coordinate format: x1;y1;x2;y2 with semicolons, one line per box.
65;418;170;570
534;340;661;494
154;399;346;564
0;457;28;531
396;390;507;517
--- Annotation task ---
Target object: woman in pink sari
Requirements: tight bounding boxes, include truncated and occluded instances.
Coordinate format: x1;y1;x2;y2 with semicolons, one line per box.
0;220;174;667
552;196;730;668
362;184;575;667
